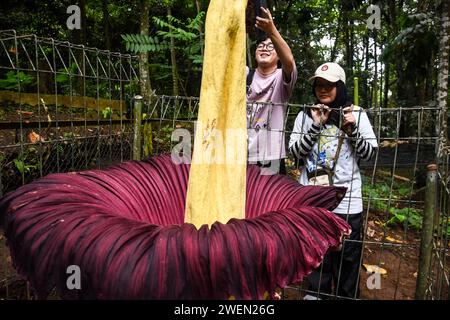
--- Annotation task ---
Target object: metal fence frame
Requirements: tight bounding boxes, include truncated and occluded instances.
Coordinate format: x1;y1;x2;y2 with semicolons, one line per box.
0;31;448;300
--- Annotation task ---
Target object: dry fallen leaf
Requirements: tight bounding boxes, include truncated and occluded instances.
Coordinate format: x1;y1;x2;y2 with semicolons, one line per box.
413;272;418;278
366;227;375;237
374;220;384;227
363;264;388;275
28;130;44;143
385;236;404;244
17;110;33;117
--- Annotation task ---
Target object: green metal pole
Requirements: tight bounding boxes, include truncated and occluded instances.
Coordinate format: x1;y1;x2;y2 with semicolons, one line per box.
415;164;438;299
354;76;359;106
133;95;143;161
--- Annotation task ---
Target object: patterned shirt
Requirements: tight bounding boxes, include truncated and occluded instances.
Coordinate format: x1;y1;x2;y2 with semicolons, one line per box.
289;106;378;214
246;65;298;161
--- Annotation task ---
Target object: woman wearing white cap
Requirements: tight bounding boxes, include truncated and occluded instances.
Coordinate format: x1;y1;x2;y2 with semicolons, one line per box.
289;62;378;299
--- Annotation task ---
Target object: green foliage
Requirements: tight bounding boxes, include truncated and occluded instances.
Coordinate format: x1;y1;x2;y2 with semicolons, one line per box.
1;0;444;104
381;8;439;107
121;34;169;53
55;63;80;94
386;207;423;230
63;132;75;140
363;177;450;236
55;63;79;84
13;159;25;174
154;124;175;152
0;71;35;91
13;159;39;174
153;15;197;41
382;12;436;62
101;107;113;119
121;11;205;66
362;179;423;229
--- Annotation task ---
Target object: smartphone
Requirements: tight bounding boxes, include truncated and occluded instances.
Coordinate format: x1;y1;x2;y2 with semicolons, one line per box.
255;0;267;18
255;0;268;39
256;0;268;18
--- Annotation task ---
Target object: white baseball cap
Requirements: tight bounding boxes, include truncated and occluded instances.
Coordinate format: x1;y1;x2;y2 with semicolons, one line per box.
309;62;346;84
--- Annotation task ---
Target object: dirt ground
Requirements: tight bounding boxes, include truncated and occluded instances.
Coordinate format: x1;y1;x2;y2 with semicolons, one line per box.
0;230;30;299
283;209;449;300
358;215;421;300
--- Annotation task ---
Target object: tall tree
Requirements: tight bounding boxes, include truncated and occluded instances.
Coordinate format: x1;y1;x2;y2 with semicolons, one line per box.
74;0;87;45
437;0;450;154
102;0;112;50
139;0;153;106
168;6;180;98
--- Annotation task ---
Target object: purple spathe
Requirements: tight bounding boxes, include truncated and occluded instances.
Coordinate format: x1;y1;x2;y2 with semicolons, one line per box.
0;155;349;299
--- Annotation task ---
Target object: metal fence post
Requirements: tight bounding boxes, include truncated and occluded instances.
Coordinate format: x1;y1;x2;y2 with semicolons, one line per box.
415;163;438;299
133;95;143;161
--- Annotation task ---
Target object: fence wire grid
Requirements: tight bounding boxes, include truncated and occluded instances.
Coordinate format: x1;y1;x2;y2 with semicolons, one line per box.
0;31;448;300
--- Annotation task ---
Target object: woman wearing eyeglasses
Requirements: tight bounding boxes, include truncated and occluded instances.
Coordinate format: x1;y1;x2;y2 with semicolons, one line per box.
288;62;378;299
246;7;297;175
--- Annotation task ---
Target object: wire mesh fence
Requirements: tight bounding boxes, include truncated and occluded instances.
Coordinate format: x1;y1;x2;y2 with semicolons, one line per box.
0;30;138;298
0;31;448;300
281;104;447;300
0;29;138;195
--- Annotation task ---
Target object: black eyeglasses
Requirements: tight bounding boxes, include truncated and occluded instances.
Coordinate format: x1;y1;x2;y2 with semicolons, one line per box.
315;82;337;91
256;43;275;51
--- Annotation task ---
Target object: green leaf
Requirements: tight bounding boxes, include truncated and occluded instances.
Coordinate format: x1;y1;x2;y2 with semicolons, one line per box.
14;159;25;174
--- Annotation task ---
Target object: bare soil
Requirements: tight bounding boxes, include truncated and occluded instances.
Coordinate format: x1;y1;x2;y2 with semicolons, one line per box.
283;210;425;300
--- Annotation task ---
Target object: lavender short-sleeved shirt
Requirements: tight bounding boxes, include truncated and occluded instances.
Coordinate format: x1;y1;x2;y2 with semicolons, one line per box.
246;65;298;161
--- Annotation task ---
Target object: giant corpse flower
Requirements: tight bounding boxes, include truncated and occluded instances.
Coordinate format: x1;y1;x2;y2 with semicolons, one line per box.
0;155;349;299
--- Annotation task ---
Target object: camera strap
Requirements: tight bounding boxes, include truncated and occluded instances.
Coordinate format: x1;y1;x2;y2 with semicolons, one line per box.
307;130;346;186
332;130;346;170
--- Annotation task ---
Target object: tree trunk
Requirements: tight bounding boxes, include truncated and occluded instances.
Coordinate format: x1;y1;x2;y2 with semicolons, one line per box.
280;0;294;36
330;5;341;62
342;6;353;83
139;0;153;106
425;50;435;102
379;43;383;108
383;61;390;109
348;19;354;75
74;0;87;45
102;0;112;50
437;0;450;154
73;0;86;96
196;0;204;57
168;7;180;98
139;0;155;157
364;34;369;108
373;31;378;109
